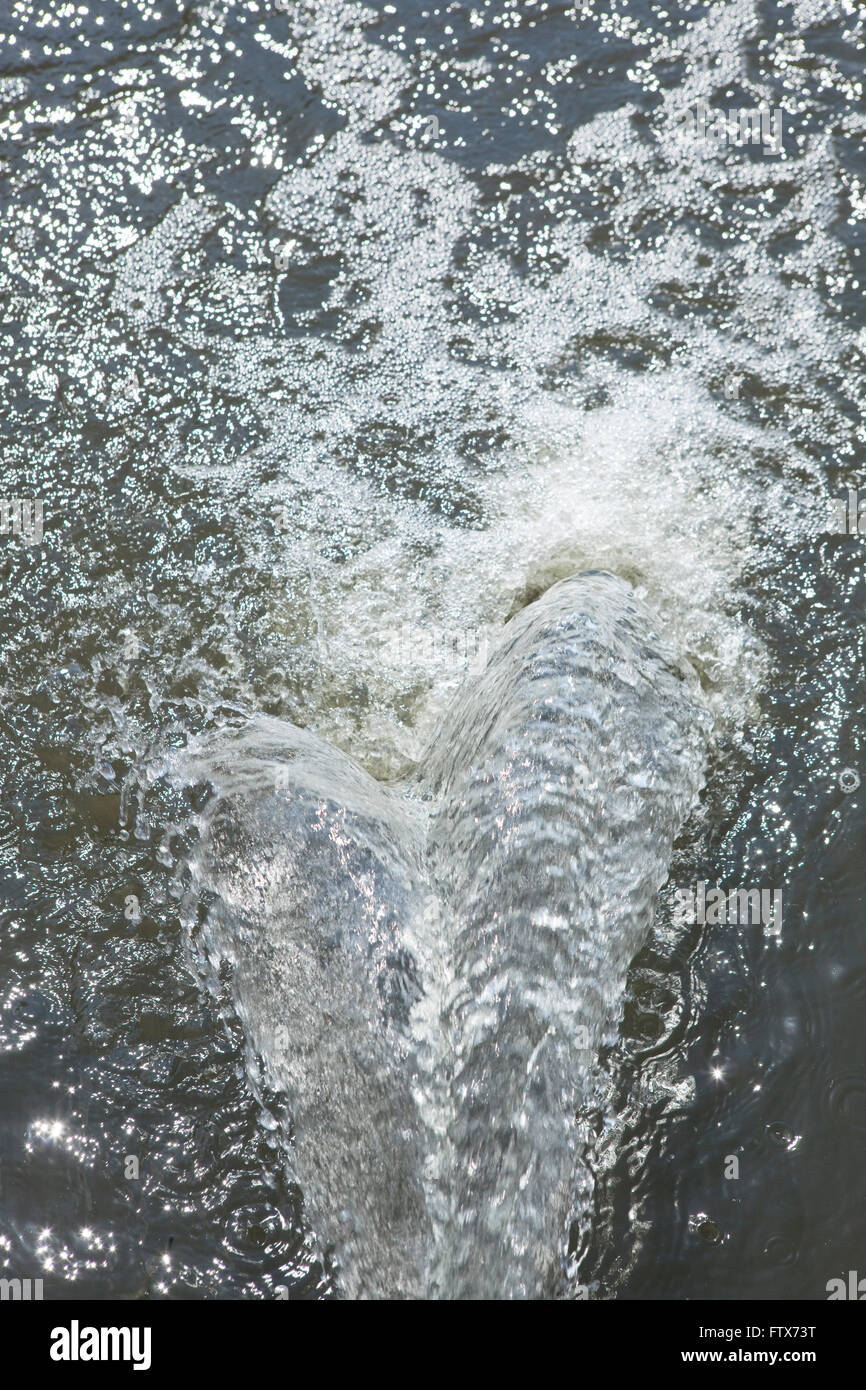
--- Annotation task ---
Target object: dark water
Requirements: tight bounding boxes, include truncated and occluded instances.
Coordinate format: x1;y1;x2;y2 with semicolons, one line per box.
0;0;864;1299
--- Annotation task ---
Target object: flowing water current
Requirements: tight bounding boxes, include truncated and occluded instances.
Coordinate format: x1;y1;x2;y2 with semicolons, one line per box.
0;0;864;1299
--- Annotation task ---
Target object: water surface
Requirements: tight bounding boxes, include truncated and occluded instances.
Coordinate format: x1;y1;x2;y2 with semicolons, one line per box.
0;0;864;1299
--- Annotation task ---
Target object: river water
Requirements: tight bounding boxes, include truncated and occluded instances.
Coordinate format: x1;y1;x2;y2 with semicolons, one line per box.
0;0;863;1299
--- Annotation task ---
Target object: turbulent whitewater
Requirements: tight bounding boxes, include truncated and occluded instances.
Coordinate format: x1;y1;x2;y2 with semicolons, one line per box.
1;0;862;1307
172;572;710;1298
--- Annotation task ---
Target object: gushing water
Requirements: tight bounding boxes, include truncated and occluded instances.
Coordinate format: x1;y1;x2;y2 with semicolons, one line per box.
1;0;862;1304
171;573;709;1297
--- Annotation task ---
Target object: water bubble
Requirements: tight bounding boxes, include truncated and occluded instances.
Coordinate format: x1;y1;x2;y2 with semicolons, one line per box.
766;1122;799;1150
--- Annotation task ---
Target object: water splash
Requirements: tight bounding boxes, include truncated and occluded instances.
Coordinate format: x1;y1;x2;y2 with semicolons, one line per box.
170;572;709;1297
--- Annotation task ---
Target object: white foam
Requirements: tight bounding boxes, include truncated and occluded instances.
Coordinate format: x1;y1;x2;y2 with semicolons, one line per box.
217;0;848;776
